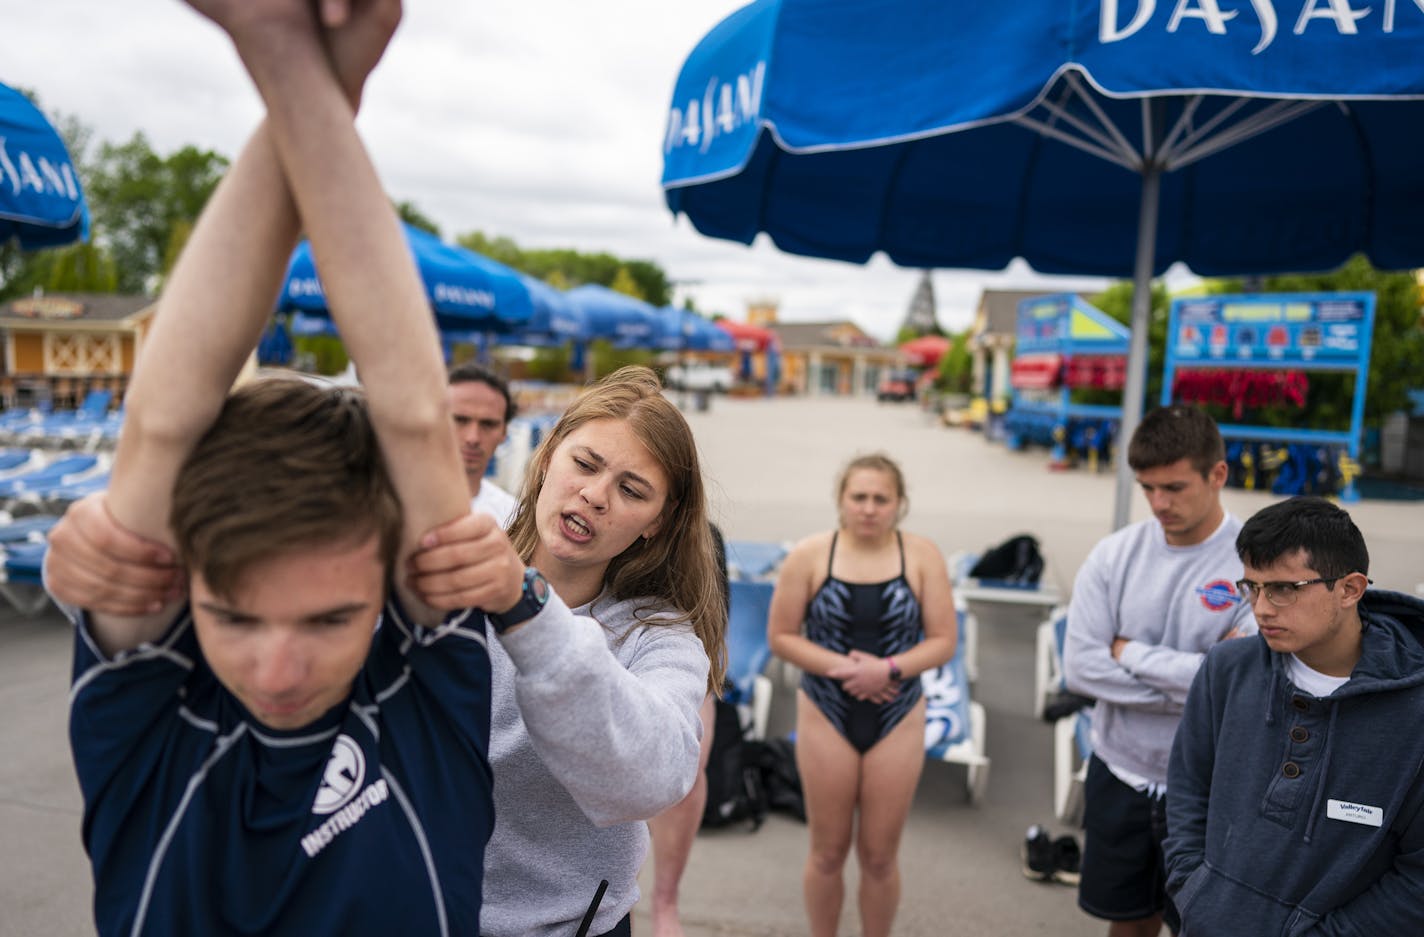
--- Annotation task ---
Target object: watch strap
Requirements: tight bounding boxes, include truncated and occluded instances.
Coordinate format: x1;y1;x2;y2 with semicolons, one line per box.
488;567;549;634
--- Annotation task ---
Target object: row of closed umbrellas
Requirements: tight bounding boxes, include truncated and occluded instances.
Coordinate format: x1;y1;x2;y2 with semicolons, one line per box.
279;222;736;353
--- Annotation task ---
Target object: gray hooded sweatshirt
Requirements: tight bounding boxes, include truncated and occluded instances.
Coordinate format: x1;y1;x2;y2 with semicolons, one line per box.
479;590;708;937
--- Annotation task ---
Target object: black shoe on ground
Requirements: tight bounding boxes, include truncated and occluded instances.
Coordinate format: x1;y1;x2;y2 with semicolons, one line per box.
1021;825;1054;882
1051;834;1082;886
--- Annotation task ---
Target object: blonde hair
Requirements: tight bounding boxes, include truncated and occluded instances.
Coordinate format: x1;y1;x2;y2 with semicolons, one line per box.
835;452;910;523
506;366;726;693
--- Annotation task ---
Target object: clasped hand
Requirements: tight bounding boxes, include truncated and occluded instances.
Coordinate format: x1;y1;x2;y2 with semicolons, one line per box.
827;649;900;703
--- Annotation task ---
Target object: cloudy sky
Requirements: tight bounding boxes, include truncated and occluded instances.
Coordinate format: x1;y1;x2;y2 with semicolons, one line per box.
8;1;1119;340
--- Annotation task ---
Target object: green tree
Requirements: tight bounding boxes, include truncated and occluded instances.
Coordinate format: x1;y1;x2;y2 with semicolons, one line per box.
608;267;643;300
396;201;441;237
937;331;974;393
85;133;228;293
454;230;672;306
589;340;655;379
525;345;573;383
1088;280;1172;408
292;335;349;375
45;241;118;292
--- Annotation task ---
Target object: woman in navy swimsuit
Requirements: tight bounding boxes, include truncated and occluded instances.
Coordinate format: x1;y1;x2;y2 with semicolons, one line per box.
769;453;956;937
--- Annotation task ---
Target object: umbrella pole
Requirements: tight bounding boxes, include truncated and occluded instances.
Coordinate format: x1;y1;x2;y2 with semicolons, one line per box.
1112;164;1162;531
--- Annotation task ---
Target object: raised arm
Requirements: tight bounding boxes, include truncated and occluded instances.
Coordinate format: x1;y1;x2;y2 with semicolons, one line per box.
84;127;300;655
61;2;421;652
201;1;468;603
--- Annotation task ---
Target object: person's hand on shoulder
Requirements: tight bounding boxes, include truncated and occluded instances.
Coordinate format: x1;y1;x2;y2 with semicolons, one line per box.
407;512;525;613
44;493;183;616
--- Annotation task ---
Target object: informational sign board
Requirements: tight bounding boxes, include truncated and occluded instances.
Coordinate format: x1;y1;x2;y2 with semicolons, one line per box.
1162;292;1376;501
1167;294;1370;367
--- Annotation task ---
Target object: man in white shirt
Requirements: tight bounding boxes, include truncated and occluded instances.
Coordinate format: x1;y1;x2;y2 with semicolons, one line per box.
448;362;518;526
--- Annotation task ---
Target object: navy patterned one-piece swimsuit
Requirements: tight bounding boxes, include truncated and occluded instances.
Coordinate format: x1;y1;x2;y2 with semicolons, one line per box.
800;531;924;753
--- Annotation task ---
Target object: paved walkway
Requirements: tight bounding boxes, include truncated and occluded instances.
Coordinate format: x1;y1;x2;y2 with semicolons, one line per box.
3;394;1420;937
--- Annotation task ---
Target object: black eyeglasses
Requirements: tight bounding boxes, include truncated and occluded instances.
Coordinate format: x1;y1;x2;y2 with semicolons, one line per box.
1235;577;1352;607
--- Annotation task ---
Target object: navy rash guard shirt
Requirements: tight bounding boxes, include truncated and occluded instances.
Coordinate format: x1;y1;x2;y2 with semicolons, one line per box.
67;595;493;937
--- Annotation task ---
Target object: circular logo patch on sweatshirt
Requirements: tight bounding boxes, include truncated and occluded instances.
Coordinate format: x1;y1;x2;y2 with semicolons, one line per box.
1197;579;1240;612
313;734;366;815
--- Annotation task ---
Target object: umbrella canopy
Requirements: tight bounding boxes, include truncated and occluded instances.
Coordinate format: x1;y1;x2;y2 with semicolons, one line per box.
511;273;589;345
663;0;1424;526
0;82;88;249
899;335;952;369
565;284;662;347
279;222;534;331
657;306;736;352
716;318;778;353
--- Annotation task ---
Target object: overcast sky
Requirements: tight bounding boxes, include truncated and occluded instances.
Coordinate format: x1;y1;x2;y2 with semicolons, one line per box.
8;1;1119;340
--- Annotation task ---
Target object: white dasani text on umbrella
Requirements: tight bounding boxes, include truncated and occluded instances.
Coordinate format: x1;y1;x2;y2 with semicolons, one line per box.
0;137;80;202
664;62;766;155
1103;0;1424;55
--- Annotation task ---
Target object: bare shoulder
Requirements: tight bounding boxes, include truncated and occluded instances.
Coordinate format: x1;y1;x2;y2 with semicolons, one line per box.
900;530;949;571
783;530;835;572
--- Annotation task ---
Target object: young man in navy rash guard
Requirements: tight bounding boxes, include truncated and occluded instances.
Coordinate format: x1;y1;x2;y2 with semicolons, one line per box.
44;2;500;934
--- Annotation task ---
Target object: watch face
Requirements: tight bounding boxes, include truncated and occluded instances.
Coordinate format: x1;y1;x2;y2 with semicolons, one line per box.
529;570;549;604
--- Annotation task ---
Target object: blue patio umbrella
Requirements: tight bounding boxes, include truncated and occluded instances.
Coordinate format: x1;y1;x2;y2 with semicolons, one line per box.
507;273;589;347
566;284;661;348
657;306;735;352
663;0;1424;527
0;82;88;249
279;222;534;332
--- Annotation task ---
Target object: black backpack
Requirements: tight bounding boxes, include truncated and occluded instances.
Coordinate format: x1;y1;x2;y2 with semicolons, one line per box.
968;534;1044;586
701;694;768;830
745;736;806;822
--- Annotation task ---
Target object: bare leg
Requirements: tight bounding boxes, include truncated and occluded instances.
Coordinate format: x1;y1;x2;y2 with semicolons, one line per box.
854;699;925;937
1108;917;1164;937
796;690;861;937
647;694;716;937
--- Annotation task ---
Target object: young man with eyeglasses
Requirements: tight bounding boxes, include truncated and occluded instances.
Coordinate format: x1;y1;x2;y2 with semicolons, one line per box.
1165;496;1424;935
1063;404;1256;937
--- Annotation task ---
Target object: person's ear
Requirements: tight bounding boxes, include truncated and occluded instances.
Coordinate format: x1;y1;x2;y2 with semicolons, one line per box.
1208;460;1228;490
1337;571;1369;608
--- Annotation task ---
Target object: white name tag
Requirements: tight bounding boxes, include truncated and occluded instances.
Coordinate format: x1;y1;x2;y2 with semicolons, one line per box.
1327;799;1383;828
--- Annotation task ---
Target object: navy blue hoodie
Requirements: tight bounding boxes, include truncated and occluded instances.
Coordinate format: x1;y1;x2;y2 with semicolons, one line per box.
1165;590;1424;937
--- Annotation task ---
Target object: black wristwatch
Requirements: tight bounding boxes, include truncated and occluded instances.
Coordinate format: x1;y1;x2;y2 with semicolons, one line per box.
487;568;550;634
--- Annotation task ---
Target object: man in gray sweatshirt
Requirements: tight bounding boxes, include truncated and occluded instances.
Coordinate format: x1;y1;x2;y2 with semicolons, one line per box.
1064;404;1256;937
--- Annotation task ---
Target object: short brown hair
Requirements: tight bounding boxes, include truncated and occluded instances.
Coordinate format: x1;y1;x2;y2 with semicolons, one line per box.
506;366;726;694
170;377;403;598
1127;404;1225;477
447;361;516;425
